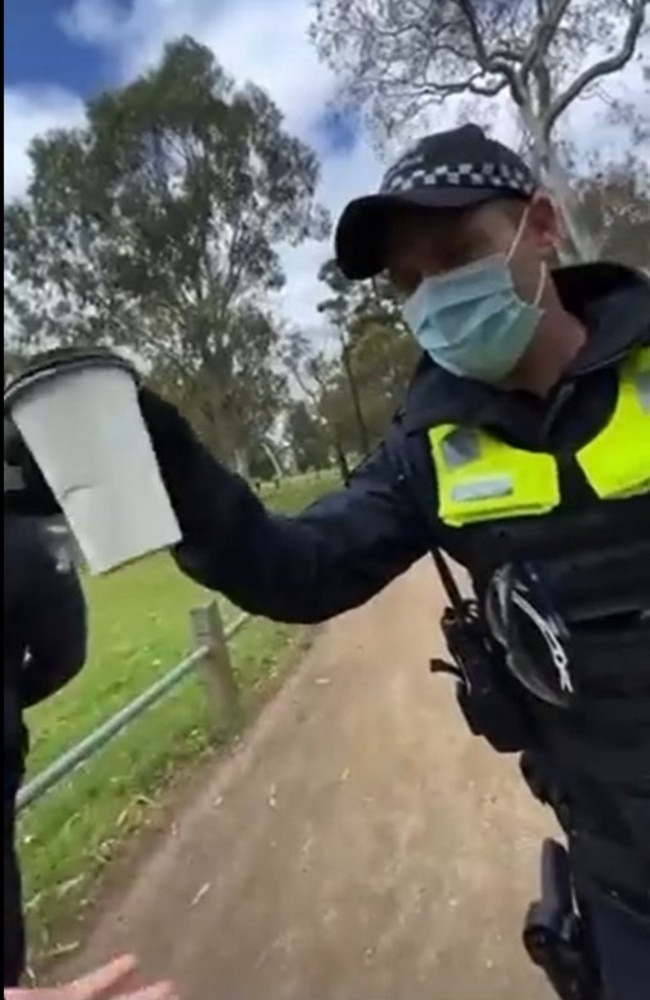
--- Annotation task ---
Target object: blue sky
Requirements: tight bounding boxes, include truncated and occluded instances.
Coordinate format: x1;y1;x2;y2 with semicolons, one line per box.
4;0;357;150
5;1;109;94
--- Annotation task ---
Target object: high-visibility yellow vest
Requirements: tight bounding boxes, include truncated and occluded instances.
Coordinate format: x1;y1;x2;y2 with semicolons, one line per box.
428;347;650;528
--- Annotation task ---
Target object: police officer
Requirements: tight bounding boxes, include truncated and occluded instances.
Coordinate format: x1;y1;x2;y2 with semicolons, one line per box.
4;448;88;986
8;124;650;998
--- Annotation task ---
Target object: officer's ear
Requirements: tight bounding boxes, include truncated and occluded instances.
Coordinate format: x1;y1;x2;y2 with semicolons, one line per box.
525;191;561;257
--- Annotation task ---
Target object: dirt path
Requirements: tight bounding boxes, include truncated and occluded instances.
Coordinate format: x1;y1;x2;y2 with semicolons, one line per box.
67;561;556;999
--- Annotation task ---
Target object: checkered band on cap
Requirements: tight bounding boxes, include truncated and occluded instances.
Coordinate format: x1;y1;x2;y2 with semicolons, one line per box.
380;158;536;196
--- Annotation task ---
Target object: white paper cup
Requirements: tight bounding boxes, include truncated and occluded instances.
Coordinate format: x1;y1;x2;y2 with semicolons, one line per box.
4;349;181;574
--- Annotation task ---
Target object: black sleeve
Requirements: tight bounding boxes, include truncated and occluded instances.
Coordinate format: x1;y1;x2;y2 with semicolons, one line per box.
166;437;428;624
20;533;88;707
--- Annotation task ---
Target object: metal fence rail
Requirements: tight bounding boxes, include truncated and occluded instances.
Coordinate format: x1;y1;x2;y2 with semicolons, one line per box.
17;604;251;814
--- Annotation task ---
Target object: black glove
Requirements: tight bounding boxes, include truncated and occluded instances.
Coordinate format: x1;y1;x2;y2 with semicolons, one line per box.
137;387;201;478
3;418;61;517
138;387;251;539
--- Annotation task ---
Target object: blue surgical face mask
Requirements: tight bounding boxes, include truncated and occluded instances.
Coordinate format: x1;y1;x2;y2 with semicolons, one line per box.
402;212;546;382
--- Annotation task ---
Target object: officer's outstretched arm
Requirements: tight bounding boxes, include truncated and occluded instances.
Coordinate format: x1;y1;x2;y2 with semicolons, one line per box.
139;390;426;624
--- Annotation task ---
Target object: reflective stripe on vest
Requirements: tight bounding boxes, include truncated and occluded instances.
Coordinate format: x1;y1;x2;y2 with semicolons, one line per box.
429;346;650;528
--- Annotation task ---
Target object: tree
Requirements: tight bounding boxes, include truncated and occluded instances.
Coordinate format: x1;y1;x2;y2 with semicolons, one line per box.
311;0;648;259
309;314;418;453
576;160;650;269
4;36;328;469
287;400;331;472
315;258;419;452
315;259;407;453
316;259;372;454
282;329;353;481
348;315;420;438
248;442;280;482
145;308;288;472
289;261;418;461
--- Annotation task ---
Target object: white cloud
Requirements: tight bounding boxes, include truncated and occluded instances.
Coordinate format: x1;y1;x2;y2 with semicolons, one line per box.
61;0;335;138
6;0;649;330
4;86;86;201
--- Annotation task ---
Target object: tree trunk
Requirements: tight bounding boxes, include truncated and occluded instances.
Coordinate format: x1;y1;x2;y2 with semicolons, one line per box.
259;439;284;479
334;440;351;485
233;448;250;479
341;341;370;456
518;101;598;262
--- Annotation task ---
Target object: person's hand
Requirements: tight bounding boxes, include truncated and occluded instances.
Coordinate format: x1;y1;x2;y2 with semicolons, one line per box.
138;386;197;479
137;389;197;467
137;389;204;511
4;954;178;1000
138;386;242;536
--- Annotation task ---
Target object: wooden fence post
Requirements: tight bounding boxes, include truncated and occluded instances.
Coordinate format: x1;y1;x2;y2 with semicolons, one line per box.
190;602;240;726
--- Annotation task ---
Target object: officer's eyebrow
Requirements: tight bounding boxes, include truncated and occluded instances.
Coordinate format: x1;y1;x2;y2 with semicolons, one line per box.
428;215;489;267
384;205;482;280
425;208;487;258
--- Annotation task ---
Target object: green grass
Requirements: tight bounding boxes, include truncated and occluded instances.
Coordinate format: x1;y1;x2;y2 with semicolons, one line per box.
18;468;340;961
258;468;340;512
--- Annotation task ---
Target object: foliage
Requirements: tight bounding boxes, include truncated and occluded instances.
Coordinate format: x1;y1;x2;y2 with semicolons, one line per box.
316;259;418;451
287;400;331;472
576;160;650;269
281;260;418;470
348;314;420;438
4;36;329;467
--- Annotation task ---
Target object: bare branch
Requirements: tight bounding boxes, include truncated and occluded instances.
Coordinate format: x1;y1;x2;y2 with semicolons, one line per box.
490;47;526;63
455;0;527;103
518;0;572;81
397;70;508;100
468;77;510;98
544;0;647;135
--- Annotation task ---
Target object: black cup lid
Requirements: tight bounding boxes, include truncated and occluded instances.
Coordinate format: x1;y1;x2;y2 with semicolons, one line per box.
4;347;137;410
